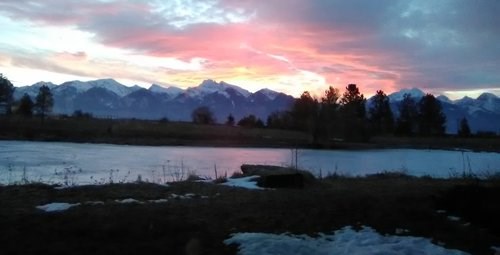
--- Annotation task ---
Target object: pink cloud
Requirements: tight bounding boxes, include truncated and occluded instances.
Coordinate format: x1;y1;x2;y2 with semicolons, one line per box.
1;0;498;96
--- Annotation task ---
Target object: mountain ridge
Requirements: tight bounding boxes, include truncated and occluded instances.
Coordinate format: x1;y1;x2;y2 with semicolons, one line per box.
13;79;500;134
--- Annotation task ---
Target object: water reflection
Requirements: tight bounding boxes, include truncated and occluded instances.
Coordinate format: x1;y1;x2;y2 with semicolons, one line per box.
0;140;499;185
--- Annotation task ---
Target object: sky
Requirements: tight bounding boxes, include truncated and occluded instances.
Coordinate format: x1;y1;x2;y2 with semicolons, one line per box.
0;0;499;99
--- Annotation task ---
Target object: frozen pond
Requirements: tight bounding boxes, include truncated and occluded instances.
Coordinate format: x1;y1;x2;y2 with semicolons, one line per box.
0;140;499;185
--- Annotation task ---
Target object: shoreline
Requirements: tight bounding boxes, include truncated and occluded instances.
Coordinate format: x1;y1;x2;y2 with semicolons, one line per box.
1;117;499;152
1;136;499;153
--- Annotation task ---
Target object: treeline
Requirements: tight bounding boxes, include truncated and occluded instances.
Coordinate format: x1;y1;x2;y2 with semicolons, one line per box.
0;74;54;121
266;84;453;142
2;73;472;142
200;84;462;143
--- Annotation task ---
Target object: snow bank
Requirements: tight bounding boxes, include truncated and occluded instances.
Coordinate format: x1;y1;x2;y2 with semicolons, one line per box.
224;226;468;255
36;202;80;212
221;176;263;190
115;198;144;204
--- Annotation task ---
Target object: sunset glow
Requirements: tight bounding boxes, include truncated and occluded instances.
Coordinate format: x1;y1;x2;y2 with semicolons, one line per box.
1;0;499;98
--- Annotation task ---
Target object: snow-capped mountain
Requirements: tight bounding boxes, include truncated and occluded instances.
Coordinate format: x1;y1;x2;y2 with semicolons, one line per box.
13;79;294;122
436;95;452;104
13;81;57;98
388;88;425;102
256;88;281;100
13;79;499;134
57;79;140;97
380;88;500;134
185;79;251;99
148;84;184;97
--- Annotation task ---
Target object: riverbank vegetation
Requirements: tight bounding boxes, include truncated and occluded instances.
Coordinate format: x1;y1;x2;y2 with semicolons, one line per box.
1;170;499;254
1;115;499;152
1;74;499;150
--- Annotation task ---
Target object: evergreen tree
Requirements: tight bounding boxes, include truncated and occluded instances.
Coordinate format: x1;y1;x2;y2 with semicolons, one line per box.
339;84;367;141
320;86;340;139
16;93;34;117
368;90;394;135
340;84;366;118
395;94;418;136
191;106;216;124
417;94;446;136
458;117;471;137
237;114;265;128
267;111;293;130
291;91;319;136
0;74;15;114
225;114;235;126
35;85;54;122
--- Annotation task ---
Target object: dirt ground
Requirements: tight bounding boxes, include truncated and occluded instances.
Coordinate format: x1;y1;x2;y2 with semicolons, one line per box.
0;177;499;255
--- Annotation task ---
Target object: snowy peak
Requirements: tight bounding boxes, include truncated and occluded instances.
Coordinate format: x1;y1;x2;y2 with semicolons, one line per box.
219;81;251;97
87;79;135;97
436;95;452;104
476;93;500;112
455;96;474;105
186;79;251;98
31;81;57;88
477;92;498;101
388;88;425;102
13;82;57;99
56;79;138;97
256;88;280;100
148;84;184;97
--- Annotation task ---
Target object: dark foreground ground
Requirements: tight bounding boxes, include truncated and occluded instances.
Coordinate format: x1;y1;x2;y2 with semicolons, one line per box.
1;176;499;255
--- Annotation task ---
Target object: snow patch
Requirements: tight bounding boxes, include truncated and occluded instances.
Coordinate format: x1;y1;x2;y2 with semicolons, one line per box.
221;176;263;190
256;88;280;100
491;246;500;254
149;84;184;97
388;88;425;102
186;79;251;99
225;226;468;255
169;193;196;199
148;198;169;203
36;202;80;212
395;228;410;234
115;198;144;204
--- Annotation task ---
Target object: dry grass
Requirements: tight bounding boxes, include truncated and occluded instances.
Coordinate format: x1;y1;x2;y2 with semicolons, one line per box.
0;177;499;254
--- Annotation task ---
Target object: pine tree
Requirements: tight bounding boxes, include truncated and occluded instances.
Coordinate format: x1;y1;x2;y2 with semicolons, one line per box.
291;91;319;132
35;85;54;122
16;94;34;117
0;74;15;115
368;90;394;135
417;94;446;136
339;84;367;141
191;106;216;124
225;114;235;126
458;117;471;137
395;94;418;136
320;86;340;139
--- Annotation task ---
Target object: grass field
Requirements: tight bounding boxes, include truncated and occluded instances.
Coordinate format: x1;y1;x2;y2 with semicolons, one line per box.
0;117;311;147
1;116;499;152
1;175;499;254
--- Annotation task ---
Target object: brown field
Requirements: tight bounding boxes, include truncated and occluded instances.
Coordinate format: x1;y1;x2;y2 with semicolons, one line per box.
1;116;499;152
1;176;499;254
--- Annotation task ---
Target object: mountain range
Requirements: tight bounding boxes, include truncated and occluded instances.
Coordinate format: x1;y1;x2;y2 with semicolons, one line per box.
13;79;500;134
13;79;294;124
